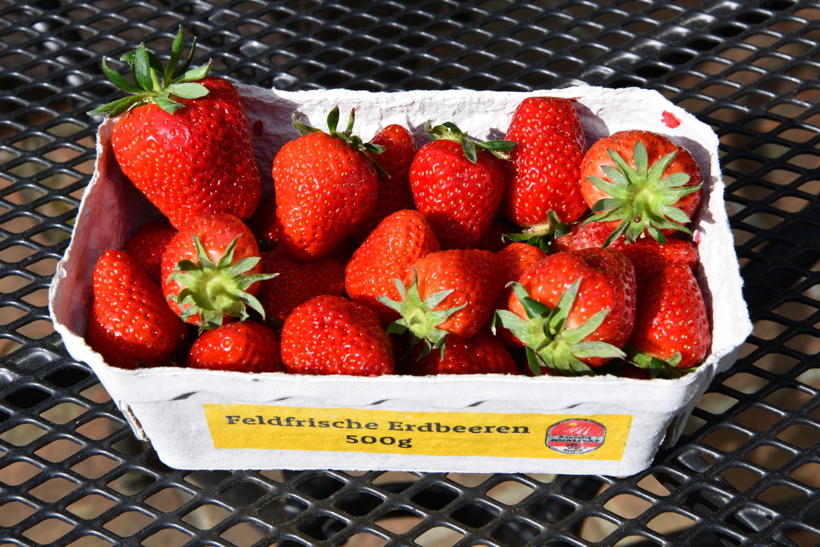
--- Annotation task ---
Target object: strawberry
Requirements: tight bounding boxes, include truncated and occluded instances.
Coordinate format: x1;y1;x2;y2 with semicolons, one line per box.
626;262;711;377
409;121;514;250
89;28;261;228
258;245;346;326
493;242;548;347
87;250;188;369
407;332;519;375
352;124;417;241
345;209;440;326
161;212;273;329
281;295;395;376
124;220;177;284
247;195;279;250
579;129;703;245
500;97;588;228
186;321;283;373
273;107;380;260
379;249;504;355
494;248;636;376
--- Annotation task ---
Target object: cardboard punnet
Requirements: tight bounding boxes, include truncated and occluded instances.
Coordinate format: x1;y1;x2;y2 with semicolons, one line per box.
49;86;752;475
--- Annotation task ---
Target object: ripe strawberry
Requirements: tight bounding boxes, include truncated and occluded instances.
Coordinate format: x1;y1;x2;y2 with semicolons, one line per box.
409;121;514;250
247;195;279;250
89;28;261;228
161;212;273;329
258;245;346;326
407;332;519;375
379;249;504;354
345;209;440;326
352;124;417;241
500;97;588;228
186;321;283;373
281;295;395;376
579;129;703;245
495;248;636;376
626;262;711;376
124;220;177;284
87;250;188;369
273;107;380;260
493;242;547;347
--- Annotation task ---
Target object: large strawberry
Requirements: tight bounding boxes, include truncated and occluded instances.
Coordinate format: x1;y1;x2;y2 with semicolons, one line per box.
124;220;177;285
500;96;589;230
409;121;514;250
161;212;273;330
345;209;440;326
87;250;188;369
281;295;395;376
495;248;636;376
626;262;711;377
579;129;703;246
89;27;261;228
258;245;346;326
186;321;283;373
273;107;380;260
379;249;504;355
406;331;519;375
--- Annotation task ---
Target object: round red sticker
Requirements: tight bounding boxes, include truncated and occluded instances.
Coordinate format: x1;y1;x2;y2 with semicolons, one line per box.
545;419;606;454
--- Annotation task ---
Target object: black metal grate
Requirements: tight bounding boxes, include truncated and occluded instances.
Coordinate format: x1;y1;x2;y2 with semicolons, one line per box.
1;0;819;545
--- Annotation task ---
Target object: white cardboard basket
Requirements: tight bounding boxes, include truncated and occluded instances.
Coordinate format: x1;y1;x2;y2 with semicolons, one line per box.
49;86;752;475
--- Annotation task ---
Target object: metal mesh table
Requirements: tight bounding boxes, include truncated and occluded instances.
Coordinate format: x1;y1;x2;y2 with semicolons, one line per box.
1;0;819;545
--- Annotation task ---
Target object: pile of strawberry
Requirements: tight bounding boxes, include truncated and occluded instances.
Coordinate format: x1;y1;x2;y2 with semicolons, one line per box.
85;30;711;379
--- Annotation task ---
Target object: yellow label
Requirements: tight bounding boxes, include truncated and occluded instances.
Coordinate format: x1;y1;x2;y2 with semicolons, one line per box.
204;405;632;460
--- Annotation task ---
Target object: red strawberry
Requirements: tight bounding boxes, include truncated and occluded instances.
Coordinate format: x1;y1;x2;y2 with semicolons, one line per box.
161;212;273;329
477;219;512;252
493;242;548;347
281;295;395;376
379;249;505;354
409;121;514;250
258;245;346;326
345;209;440;326
186;321;283;373
579;129;703;245
87;250;188;369
89;28;261;228
407;332;519;375
352;124;417;241
124;220;177;284
495;248;636;375
247;195;279;249
273;107;379;260
500;97;588;228
626;262;711;376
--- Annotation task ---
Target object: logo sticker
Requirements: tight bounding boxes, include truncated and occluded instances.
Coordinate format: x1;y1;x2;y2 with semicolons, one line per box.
545;419;606;455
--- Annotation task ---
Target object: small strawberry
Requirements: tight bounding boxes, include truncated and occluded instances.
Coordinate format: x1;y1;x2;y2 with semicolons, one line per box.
247;195;279;250
273;107;380;260
161;212;274;330
186;321;283;373
87;250;188;369
493;242;548;347
407;332;519;375
626;262;711;377
409;121;514;250
281;295;395;376
352;124;417;241
378;249;505;355
494;248;636;376
345;209;440;325
258;245;346;326
579;129;703;245
124;220;177;284
89;27;261;228
500;97;588;228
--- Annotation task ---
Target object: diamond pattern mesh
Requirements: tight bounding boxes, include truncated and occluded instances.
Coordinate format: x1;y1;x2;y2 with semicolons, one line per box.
1;0;819;545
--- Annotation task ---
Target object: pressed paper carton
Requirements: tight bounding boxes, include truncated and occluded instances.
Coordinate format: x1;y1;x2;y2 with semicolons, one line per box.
49;86;752;475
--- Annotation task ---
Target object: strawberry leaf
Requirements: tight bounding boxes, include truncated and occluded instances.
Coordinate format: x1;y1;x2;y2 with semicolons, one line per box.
167;82;209;99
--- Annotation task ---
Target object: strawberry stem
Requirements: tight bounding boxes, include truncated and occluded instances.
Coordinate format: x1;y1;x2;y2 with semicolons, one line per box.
425;120;516;162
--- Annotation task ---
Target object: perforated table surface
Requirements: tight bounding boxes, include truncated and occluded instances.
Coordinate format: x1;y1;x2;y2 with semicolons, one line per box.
1;1;819;546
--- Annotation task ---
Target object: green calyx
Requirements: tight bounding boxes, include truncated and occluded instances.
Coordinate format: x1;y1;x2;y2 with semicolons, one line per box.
376;269;465;359
425;120;517;163
584;141;702;246
88;26;211;117
626;347;698;379
167;235;276;331
503;210;571;252
492;278;625;377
